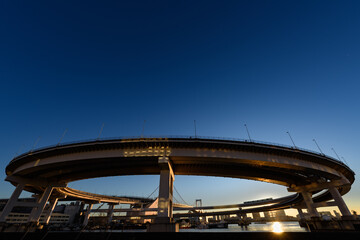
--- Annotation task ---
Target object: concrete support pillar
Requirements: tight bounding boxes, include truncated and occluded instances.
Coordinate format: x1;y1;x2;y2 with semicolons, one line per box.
82;203;93;227
107;204;115;224
28;186;54;223
297;208;305;220
44;198;58;224
301;191;320;218
147;156;178;232
0;183;25;222
156;156;174;223
328;187;353;218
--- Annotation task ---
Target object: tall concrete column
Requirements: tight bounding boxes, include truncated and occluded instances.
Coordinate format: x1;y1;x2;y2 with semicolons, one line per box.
44;198;58;224
0;183;25;222
156;156;174;223
328;187;353;218
82;203;93;227
107;204;115;224
28;186;54;223
148;156;178;232
301;191;320;218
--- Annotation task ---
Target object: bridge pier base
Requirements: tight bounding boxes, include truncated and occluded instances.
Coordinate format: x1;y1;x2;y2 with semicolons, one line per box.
148;156;179;232
301;217;360;231
147;221;179;232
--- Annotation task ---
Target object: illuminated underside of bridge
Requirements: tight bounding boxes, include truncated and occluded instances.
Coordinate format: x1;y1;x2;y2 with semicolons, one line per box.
0;137;356;231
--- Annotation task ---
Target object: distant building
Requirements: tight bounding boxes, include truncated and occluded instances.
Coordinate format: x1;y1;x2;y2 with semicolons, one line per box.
275;210;286;219
252;212;261;220
0;198;82;225
54;201;82;224
263;211;271;219
3;212;70;224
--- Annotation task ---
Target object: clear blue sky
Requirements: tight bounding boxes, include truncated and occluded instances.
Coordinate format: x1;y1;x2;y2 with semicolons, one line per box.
1;0;360;214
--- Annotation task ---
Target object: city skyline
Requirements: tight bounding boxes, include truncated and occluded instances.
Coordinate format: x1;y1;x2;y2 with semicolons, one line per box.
1;0;360;217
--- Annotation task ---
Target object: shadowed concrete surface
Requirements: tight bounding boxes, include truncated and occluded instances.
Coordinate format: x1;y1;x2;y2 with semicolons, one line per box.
1;232;360;240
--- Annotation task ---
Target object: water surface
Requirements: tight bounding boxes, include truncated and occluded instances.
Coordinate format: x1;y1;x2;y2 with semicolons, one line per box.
180;222;307;232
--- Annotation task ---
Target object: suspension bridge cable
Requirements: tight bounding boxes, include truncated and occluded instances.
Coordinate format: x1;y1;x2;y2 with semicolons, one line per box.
146;186;159;199
174;185;190;206
173;196;181;204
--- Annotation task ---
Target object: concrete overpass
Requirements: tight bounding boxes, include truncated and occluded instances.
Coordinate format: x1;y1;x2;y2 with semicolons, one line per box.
0;137;356;231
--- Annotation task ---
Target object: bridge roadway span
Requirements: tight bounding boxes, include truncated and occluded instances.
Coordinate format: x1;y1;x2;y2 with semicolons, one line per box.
0;137;356;228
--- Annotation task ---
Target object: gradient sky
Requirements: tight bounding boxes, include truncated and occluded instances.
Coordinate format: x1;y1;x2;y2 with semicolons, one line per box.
1;0;360;215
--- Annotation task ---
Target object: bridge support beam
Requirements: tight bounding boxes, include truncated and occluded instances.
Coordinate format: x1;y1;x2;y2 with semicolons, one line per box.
156;156;174;222
107;204;115;225
301;191;320;218
0;176;66;227
0;182;56;231
328;187;353;219
147;156;178;232
297;208;305;220
28;186;54;223
82;203;93;227
0;183;25;222
299;189;359;231
44;198;58;225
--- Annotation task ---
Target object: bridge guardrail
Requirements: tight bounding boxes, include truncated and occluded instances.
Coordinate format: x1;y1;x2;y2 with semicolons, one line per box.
10;135;350;170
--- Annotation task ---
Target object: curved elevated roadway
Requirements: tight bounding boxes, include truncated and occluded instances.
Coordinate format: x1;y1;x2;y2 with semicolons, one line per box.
4;137;355;214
